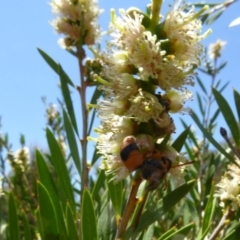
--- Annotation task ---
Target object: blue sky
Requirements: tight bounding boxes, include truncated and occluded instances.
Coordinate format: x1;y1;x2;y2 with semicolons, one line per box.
1;0;240;152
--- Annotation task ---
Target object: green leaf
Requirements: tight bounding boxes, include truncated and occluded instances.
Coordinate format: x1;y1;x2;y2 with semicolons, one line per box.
37;48;74;87
36;149;68;236
206;9;224;25
199;224;212;240
181;119;199;148
158;226;176;240
107;175;123;217
191;111;235;164
36;208;44;239
223;225;240;240
88;109;97;136
81;189;97;240
202;183;216;233
218;81;229;93
22;211;32;240
92;169;106;202
159;222;194;240
162;179;196;211
97;201;111;240
233;89;240;122
46;128;76;212
37;181;59;239
212;88;240;146
158;134;171;148
196;76;207;95
143;224;154;239
209;109;220;127
63;110;81;176
172;126;190;152
8;193;19;240
132;180;196;235
91;146;100;166
197;183;216;240
196;92;205;116
218;61;227;71
88;87;102;135
58;65;79;135
66;204;79;239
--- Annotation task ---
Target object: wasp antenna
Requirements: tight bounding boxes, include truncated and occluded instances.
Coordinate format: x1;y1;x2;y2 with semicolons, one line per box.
171;161;195;168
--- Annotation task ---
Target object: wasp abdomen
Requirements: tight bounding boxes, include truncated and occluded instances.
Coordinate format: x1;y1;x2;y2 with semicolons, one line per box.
120;136;144;172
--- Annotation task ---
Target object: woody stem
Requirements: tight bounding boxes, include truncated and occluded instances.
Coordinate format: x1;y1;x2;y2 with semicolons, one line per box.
115;172;142;239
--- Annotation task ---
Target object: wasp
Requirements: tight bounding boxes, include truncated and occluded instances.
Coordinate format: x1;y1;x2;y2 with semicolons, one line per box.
120;136;172;191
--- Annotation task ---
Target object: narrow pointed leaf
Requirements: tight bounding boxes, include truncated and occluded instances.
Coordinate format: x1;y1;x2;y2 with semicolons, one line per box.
209;109;220;127
202;183;216;234
212;88;240;146
206;9;224;25
46;128;76;212
91;147;100;166
199;224;212;240
159;222;194;240
218;61;227;71
97;202;111;240
37;48;74;87
143;224;154;240
158;226;176;240
233;89;240;122
92;169;106;201
159;134;171;148
223;225;240;240
219;81;229;93
88;87;102;135
196;184;215;240
107;174;123;217
8;193;19;240
58;65;78;135
22;211;32;240
191;111;235;164
66;204;79;240
181;119;199;148
88;109;96;136
172;126;190;152
197;92;205;115
196;76;207;94
37;182;59;238
36;149;68;235
81;189;97;240
63;110;81;176
36;209;44;239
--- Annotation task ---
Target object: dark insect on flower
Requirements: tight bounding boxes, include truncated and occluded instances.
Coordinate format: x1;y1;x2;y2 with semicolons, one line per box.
142;152;172;191
120;136;172;191
120;136;143;172
155;92;170;112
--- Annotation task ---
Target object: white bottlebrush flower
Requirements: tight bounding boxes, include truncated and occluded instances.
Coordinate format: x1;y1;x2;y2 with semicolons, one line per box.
162;90;193;113
13;147;30;172
97;99;128;119
50;0;101;48
126;90;164;123
216;159;240;211
47;104;60;126
157;57;195;90
109;9;145;51
98;73;139;100
95;1;210;181
208;39;227;60
162;2;210;66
